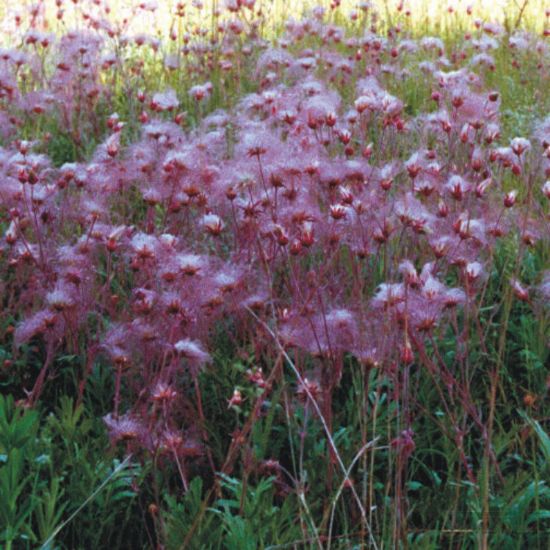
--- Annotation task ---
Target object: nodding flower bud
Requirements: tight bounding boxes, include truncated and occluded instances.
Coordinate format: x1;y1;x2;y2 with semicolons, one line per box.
476;177;492;197
338;129;351;145
27;170;38;185
325;112;337;127
18;140;30;155
289;239;302;255
300;222;314;247
488;91;499;102
107;113;119;129
18;169;28;183
330;204;347;220
278;307;290;322
107;143;118;158
380;178;392;191
400;340;414;364
340;187;354;204
106;134;119;158
522;231;536;247
451;93;464;109
542;181;550;199
228;389;242;408
504;190;518;208
5;222;17;245
406;163;421;179
272;225;289;246
362;143;373;159
225;186;237;201
511;279;529;302
246;367;267;388
296;377;321;403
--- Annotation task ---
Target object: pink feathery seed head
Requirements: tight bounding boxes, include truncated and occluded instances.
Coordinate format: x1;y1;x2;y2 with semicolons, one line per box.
399;260;420;287
454;212;486;243
46;284;76;312
176;253;205;276
14;310;59;347
420;274;445;301
161;291;186;316
103;413;148;444
510;137;531;157
151;88;179;112
372;283;405;308
395;193;434;234
442;288;466;308
151;382;178;403
129;318;158;344
446;175;470;201
174;338;211;370
130;232;158;260
465;261;483;284
202;213;224;236
189;82;212;102
212;267;242;294
484;122;500;145
414;176;437;197
132;288;157;315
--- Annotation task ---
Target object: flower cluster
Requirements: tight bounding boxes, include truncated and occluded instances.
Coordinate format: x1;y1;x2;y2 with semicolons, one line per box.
1;1;548;477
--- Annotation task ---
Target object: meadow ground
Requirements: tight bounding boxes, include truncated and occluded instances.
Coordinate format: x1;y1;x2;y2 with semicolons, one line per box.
0;1;549;548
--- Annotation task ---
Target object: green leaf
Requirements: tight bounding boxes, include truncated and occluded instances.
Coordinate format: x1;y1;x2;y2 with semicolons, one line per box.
527;510;550;524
